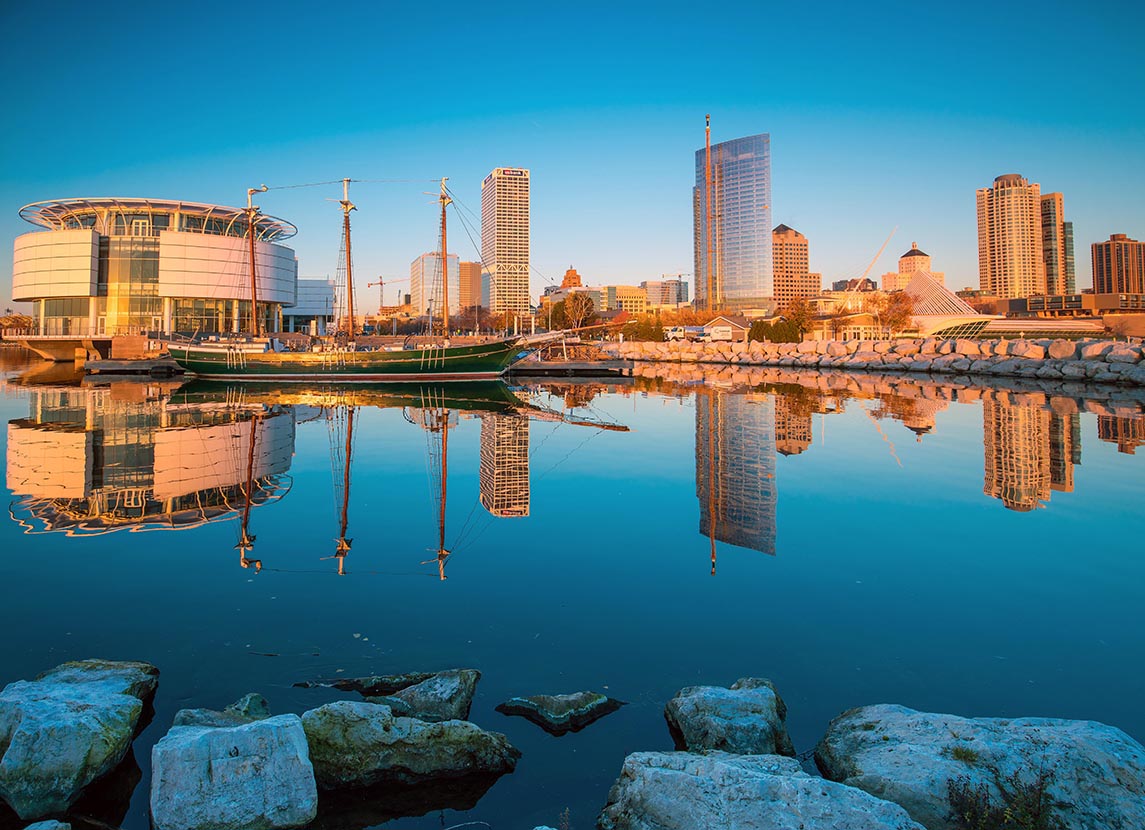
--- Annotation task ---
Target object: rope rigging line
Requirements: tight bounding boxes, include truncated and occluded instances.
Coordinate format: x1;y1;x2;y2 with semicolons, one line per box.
265;178;440;191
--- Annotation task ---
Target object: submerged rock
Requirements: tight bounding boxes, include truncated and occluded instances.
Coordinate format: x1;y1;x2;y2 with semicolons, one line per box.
301;700;519;791
814;704;1145;830
150;714;317;830
597;751;925;830
364;668;480;722
0;659;159;820
24;822;72;830
664;677;795;756
173;692;272;728
293;672;436;696
495;690;625;736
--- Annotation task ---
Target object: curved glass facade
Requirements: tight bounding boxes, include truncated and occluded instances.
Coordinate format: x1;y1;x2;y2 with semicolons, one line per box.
694;133;772;310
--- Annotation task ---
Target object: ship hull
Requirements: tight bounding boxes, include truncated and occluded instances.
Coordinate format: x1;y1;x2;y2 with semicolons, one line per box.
167;339;527;382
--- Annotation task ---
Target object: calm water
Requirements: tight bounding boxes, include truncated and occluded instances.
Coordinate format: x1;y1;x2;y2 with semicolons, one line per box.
1;347;1143;830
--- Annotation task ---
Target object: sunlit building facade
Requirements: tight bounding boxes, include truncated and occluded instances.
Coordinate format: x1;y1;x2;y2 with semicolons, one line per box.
696;391;776;556
479;413;530;517
410;252;461;318
774;394;812;456
1097;414;1145;455
1092;234;1145;295
982;398;1051;511
693;133;772;310
458;261;482;310
977;174;1045;299
1041;193;1076;295
772;224;817;306
882;242;945;292
481;168;531;314
13;198;298;337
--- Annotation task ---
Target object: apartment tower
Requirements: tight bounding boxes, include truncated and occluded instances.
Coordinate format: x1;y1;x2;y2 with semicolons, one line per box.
771;224;817;306
977;174;1045;299
458;261;482;310
694;131;772;310
481;167;531;314
1041;193;1076;295
409;252;460;317
1092;234;1145;295
479;413;530;517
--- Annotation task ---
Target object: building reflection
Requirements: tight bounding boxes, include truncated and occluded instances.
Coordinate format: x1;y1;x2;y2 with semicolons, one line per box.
1097;414;1145;455
695;390;777;559
774;395;812;456
1049;412;1081;491
479;413;530;517
982;401;1082;511
7;383;293;535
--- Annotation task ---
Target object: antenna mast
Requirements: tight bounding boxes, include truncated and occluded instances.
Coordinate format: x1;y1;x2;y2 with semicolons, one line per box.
340;178;357;340
246;185;268;336
439;177;452;338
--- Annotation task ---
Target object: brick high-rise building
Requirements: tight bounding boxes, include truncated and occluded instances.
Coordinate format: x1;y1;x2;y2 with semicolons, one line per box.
458;261;482;310
481;167;531;314
1092;234;1145;295
1040;193;1075;295
771;224;818;306
977;174;1045;299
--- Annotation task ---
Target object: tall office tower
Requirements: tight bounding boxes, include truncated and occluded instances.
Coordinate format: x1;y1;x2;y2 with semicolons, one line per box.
1097;414;1145;455
693;132;772;310
481;167;531;314
458;261;482;309
641;277;690;307
1048;412;1081;493
982;397;1051;512
771;224;817;307
774;394;812;456
1092;234;1145;294
479;413;530;517
977;174;1046;298
409;252;460;317
1040;193;1075;295
882;242;945;291
695;391;777;557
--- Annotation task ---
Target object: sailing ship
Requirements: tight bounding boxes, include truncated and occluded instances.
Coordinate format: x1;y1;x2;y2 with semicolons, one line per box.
167;178;557;382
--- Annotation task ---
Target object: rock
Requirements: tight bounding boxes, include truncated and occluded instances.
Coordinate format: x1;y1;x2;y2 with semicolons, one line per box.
150;715;317;830
293;671;436;696
597;751;925;830
0;659;159;820
173;692;272;728
495;690;626;736
364;668;479;722
1047;339;1077;360
1080;342;1114;360
301;701;519;791
815;704;1145;830
1106;346;1141;364
664;677;795;756
24;822;71;830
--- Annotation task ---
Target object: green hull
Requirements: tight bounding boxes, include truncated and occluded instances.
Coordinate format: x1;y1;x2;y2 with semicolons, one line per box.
167;339;528;382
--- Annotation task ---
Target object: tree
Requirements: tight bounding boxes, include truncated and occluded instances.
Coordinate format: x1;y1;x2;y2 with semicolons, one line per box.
867;292;916;337
564;292;597;329
749;319;800;343
783;297;814;335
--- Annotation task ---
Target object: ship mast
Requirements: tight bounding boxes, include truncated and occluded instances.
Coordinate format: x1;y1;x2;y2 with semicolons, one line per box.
439;177;451;338
246;185;268;336
339;178;357;341
236;412;262;572
334;405;354;575
437;407;449;580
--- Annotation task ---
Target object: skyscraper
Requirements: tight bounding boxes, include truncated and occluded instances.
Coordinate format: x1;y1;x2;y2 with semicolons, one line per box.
458;261;482;310
771;224;817;306
695;390;776;557
977;174;1045;299
1092;234;1145;295
1041;193;1076;295
694;132;772;310
481;167;531;314
479;413;530;517
409;252;460;317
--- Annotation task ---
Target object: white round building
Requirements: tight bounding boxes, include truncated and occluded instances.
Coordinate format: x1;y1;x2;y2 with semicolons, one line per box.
13;197;298;355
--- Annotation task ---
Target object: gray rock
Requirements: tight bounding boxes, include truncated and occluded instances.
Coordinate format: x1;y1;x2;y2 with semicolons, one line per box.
815;704;1145;830
0;659;159;820
173;692;272;728
150;714;317;830
664;677;795;756
597;751;925;830
495;690;626;735
1048;339;1077;360
24;822;71;830
363;668;479;722
301;700;519;791
292;671;436;696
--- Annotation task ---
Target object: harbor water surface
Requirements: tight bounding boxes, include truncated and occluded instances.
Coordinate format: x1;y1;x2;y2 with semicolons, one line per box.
1;346;1142;829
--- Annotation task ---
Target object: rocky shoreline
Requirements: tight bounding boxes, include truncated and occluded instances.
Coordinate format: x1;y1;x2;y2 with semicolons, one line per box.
4;660;1144;829
602;337;1145;387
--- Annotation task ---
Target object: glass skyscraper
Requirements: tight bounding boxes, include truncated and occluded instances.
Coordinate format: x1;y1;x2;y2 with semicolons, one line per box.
693;133;772;310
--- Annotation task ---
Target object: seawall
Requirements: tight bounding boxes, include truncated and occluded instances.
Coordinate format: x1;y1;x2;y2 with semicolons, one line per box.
600;337;1145;387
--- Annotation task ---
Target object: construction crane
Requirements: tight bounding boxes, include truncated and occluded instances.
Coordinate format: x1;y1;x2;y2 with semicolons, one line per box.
366;276;409;311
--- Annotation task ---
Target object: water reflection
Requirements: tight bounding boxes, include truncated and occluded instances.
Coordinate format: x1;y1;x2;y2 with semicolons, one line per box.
7;382;293;536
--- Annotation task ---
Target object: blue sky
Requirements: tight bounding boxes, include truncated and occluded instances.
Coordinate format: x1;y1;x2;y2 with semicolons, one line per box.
2;0;1143;308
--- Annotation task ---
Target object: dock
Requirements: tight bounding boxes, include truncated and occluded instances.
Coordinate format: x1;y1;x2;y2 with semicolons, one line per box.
85;357;184;377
